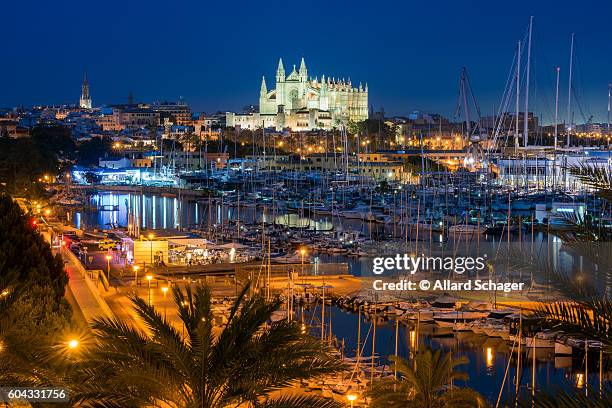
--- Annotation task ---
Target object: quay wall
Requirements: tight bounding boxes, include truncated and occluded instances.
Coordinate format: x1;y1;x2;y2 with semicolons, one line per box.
72;184;212;199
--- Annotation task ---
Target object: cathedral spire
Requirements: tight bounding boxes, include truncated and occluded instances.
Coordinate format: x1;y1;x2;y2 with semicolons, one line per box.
260;76;267;96
276;58;285;82
299;57;307;80
79;70;92;109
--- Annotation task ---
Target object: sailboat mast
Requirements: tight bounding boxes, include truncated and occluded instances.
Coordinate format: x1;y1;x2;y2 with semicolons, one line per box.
515;40;521;151
554;67;561;149
461;68;472;135
523;16;533;148
607;82;611;134
553;67;561;192
567;33;575;147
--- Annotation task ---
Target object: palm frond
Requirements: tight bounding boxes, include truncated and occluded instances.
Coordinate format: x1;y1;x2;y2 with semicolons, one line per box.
521;385;612;408
569;163;612;202
261;394;343;408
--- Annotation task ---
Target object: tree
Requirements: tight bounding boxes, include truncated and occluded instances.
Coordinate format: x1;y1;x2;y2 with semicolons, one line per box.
31;125;76;159
0;196;73;388
521;386;612;408
71;283;344;408
0;137;58;194
76;138;112;166
509;163;611;407
367;349;488;408
0;195;68;299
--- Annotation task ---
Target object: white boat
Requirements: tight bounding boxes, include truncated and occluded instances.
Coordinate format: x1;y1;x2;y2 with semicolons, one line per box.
403;309;434;322
448;224;488;234
408;222;443;232
482;323;510;340
434;311;489;330
525;334;555;349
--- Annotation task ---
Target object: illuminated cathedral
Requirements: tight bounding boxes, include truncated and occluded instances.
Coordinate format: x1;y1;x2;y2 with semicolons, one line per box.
227;58;368;131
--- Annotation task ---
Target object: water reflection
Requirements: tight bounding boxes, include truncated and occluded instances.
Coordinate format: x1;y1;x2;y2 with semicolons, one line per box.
301;305;602;403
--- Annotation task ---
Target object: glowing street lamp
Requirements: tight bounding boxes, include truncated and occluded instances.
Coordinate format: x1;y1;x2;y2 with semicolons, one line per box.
105;254;112;281
347;393;357;407
67;339;79;349
300;247;307;275
133;265;140;286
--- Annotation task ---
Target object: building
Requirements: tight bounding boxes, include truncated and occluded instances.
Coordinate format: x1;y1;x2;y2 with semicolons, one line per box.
226;58;368;131
147;101;192;126
0;119;28;138
79;72;92;109
157;151;229;170
246;153;405;181
115;108;160;128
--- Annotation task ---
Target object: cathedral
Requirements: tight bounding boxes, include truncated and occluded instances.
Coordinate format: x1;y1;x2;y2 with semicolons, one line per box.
227;58;368;131
79;71;92;109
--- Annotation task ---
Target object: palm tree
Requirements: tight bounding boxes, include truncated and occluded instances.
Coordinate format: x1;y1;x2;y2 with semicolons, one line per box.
0;279;70;389
527;163;612;356
367;349;487;408
512;163;611;407
521;386;612;408
71;283;344;408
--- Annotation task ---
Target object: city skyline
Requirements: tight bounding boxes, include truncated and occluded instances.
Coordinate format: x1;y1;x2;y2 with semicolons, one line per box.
2;0;612;123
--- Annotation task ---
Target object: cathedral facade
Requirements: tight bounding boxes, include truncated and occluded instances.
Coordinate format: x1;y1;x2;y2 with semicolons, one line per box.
227;58;368;131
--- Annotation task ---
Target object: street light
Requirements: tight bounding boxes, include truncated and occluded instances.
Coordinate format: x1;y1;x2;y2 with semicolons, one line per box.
300;247;307;275
68;339;79;349
347;393;357;407
133;265;140;286
146;274;153;306
161;286;169;319
105;254;112;282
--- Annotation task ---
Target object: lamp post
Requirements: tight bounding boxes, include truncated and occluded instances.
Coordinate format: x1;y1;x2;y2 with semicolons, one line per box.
161;286;169;319
105;254;112;282
347;393;357;408
146;274;153;306
133;265;140;286
300;247;306;276
148;233;155;265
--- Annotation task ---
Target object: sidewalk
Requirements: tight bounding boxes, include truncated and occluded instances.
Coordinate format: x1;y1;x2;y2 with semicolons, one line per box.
60;248;115;324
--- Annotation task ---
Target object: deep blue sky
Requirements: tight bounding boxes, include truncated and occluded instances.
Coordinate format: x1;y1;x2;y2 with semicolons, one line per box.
2;0;611;123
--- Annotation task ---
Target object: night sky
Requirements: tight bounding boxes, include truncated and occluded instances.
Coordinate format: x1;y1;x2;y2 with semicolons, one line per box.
2;0;611;123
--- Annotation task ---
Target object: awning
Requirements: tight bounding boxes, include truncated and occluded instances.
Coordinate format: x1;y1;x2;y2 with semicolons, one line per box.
218;242;250;250
168;238;216;248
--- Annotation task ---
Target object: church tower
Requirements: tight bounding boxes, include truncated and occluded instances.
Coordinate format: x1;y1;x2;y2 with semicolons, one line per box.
275;58;285;112
79;71;92;109
298;57;308;97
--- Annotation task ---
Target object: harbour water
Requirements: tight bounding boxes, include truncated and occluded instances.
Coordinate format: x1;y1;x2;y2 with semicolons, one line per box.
302;305;604;403
68;190;608;402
